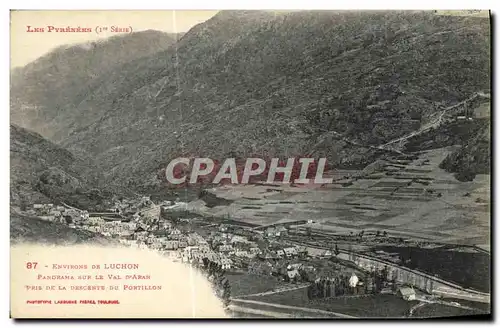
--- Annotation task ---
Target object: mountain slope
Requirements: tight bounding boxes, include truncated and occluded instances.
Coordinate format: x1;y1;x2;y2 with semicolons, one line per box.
11;30;179;136
12;11;491;191
10;211;112;245
439;120;491;181
10;124;112;209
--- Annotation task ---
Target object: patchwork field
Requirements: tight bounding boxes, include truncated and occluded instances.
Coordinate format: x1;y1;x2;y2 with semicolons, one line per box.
190;147;490;249
241;288;418;318
226;272;281;297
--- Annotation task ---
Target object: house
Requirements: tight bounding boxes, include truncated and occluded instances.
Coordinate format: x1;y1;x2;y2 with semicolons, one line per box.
39;215;55;222
297;246;308;257
249;247;260;254
397;287;416;301
204;251;221;263
219;244;233;252
287;269;300;281
88;216;105;225
164;241;179;250
134;232;149;241
126;222;137;230
170;229;181;236
146;236;161;244
230;235;248;244
258;251;278;260
141;196;152;205
321;250;333;258
287;263;303;271
33;204;44;210
220;258;233;270
160;221;172;230
284;247;298;258
135;226;146;233
349;273;359;288
265;227;277;237
49;210;62;217
150;241;163;250
276;226;288;235
235;250;250;258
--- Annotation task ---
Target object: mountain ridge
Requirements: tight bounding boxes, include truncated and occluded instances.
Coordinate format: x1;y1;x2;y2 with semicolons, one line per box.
11;10;491;192
11;29;181;136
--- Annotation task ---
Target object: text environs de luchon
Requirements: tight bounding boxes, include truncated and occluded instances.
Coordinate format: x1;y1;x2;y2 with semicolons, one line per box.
52;264;140;270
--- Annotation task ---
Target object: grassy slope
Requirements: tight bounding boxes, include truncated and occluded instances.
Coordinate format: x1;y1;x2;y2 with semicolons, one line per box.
10;124;114;210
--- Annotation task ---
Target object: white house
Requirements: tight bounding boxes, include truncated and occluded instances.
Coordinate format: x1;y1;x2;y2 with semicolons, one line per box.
284;247;298;258
39;215;55;222
287;269;300;281
349;273;359;288
220;258;233;270
398;287;416;301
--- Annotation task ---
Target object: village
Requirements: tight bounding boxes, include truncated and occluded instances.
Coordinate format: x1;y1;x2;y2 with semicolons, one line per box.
24;190;489;319
26;197;404;294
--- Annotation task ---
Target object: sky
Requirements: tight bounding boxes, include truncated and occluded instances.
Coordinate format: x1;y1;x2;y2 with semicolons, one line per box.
10;10;219;68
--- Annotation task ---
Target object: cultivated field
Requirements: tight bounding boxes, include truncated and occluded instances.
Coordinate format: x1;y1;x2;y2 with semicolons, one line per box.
189;147;490;249
242;288;417;318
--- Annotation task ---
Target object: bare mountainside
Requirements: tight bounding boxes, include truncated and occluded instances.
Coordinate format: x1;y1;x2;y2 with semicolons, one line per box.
12;11;490;191
11;30;180;134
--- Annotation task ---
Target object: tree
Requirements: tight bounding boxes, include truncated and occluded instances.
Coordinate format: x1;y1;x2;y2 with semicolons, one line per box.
307;284;313;299
202;257;209;269
334;244;340;256
381;265;389;282
326;280;332;298
455;169;476;182
308;282;319;299
399;254;406;265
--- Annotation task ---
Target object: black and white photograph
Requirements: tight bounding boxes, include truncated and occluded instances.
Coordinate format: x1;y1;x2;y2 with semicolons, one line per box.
9;9;491;319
